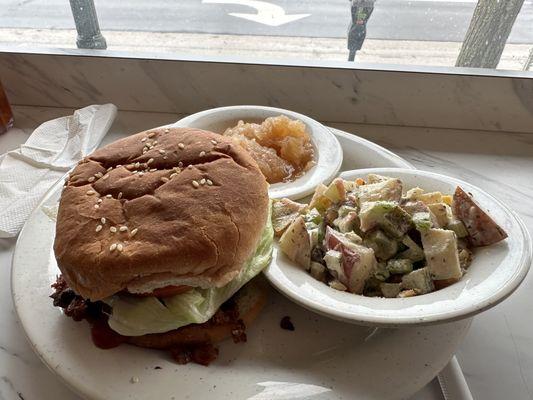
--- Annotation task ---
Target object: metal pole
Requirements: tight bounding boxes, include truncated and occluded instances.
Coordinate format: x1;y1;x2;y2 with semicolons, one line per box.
69;0;107;49
524;48;533;71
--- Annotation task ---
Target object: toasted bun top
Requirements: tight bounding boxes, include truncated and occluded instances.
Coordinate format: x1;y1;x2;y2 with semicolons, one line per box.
54;127;269;301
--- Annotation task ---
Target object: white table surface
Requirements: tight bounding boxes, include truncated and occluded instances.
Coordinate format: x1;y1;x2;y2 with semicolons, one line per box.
1;106;532;400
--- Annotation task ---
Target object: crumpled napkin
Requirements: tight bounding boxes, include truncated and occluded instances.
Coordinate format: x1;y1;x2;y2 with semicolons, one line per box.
0;104;117;238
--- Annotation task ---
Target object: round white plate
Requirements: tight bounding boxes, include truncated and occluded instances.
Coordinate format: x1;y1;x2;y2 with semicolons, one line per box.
12;130;470;400
265;168;532;327
172;106;343;200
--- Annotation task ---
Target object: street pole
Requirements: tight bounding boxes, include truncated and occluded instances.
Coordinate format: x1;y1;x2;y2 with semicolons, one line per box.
456;0;524;69
524;48;533;71
69;0;107;50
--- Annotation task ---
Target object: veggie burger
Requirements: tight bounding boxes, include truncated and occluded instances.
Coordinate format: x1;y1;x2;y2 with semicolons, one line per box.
51;127;274;365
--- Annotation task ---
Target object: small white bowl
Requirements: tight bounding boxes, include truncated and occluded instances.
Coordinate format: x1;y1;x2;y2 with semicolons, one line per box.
173;106;343;200
265;168;532;327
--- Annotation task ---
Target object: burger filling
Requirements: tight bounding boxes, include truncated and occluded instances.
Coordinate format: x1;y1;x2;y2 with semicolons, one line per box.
105;208;273;336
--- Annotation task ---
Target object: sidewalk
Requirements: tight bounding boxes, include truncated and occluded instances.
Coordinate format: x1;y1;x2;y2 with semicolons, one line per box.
1;28;530;71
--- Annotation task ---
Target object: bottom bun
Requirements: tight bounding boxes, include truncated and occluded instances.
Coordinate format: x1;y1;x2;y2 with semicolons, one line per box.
127;278;268;349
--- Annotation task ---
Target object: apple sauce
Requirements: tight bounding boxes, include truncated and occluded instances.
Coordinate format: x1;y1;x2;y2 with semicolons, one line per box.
223;115;315;184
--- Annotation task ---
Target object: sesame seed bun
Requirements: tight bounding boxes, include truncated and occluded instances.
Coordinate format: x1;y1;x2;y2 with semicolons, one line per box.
54;127;269;301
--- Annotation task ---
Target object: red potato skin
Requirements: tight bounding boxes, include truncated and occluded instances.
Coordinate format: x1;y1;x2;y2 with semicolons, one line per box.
452;186;508;247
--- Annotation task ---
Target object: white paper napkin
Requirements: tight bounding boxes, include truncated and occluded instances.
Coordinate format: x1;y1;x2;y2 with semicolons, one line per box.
0;104;117;238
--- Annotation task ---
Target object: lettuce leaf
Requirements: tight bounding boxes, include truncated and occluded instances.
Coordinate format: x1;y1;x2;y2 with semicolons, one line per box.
106;205;273;337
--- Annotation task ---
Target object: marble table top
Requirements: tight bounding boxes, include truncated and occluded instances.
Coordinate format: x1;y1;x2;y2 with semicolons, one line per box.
1;105;532;400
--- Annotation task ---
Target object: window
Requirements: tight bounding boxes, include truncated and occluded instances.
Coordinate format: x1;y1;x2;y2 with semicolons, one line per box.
1;0;532;72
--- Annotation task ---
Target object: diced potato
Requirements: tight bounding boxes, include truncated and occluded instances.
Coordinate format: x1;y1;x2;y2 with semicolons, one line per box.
434;277;460;290
417;192;443;205
309;184;331;212
427;202;452;228
272;198;307;237
421;228;462;280
453;186;508;247
398;289;418;298
358;177;402;206
324;178;346;203
279;216;311;269
329;280;348;291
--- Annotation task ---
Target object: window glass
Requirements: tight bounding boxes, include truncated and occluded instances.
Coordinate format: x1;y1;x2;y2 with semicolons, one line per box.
1;0;532;71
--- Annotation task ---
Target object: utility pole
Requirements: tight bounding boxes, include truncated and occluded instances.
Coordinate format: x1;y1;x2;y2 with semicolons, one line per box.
456;0;524;69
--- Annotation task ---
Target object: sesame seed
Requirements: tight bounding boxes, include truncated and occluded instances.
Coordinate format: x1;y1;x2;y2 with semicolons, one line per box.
118;192;123;199
138;172;144;176
211;140;217;145
110;243;117;252
88;176;95;183
178;162;184;167
102;174;109;180
110;226;117;233
94;204;100;209
95;172;103;178
130;228;138;237
170;173;177;179
164;128;170;133
192;180;200;188
199;151;206;157
119;226;128;232
106;194;112;198
141;137;147;142
148;132;156;138
163;156;168;160
117;165;122;168
97;199;103;204
153;141;158;145
207;179;213;186
147;158;154;165
95;225;102;232
161;177;169;183
142;148;147;154
135;162;140;168
187;165;193;170
87;190;95;195
117;243;124;252
178;143;185;149
150;168;157;172
159;149;166;154
107;167;113;171
101;217;106;224
200;178;206;185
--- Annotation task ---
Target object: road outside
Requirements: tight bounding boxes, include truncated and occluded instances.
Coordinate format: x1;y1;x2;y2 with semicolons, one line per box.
0;0;532;69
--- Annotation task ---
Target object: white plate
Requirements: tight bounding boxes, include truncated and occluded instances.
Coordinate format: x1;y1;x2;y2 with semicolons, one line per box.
12;130;470;400
172;106;343;200
265;168;532;327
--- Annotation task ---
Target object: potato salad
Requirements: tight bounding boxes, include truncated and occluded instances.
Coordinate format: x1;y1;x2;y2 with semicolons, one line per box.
273;174;507;298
